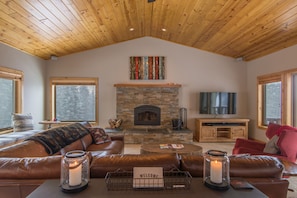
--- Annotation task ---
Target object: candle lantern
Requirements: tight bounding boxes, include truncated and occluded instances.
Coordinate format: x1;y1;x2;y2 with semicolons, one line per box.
203;150;230;190
61;150;89;193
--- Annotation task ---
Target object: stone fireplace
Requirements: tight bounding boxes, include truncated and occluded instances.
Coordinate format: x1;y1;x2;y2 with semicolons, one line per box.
134;105;161;126
114;83;193;143
114;83;181;129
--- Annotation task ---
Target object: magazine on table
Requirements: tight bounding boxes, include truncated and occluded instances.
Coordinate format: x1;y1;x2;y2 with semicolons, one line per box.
159;144;184;149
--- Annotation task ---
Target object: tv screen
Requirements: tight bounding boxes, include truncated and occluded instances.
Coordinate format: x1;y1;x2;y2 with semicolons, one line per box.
199;92;236;114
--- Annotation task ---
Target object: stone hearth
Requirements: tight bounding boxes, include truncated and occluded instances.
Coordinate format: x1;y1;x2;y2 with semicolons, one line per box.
124;128;193;144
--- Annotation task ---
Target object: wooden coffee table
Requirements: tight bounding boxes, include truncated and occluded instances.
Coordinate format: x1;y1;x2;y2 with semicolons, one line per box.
140;143;203;155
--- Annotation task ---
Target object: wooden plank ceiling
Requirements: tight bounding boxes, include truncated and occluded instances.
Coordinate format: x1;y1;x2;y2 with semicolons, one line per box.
1;0;297;61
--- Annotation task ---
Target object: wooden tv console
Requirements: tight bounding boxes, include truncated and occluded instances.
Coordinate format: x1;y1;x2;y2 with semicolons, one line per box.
195;118;249;142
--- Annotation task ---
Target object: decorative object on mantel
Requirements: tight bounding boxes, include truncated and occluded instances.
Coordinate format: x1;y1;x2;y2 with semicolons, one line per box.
130;56;165;80
114;83;181;88
108;118;122;129
203;150;230;191
60;150;90;193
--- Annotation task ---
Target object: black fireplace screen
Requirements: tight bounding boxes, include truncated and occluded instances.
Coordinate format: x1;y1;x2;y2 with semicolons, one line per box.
134;105;161;125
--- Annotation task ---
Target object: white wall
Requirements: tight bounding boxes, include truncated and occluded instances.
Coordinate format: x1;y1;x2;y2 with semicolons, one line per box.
47;37;248;131
247;45;297;141
0;43;46;130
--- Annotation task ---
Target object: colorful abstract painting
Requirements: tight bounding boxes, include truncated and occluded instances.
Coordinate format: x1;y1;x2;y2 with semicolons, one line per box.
130;56;165;80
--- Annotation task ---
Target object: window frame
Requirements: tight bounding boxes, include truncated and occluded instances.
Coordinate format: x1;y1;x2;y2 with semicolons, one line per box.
0;66;23;133
50;77;99;125
257;68;297;129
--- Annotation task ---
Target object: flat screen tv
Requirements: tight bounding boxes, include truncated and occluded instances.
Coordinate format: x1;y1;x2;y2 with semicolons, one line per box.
199;92;236;114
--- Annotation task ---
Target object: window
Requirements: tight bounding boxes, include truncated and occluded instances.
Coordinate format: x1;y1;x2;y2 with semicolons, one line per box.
0;66;23;132
257;69;297;128
50;77;99;124
262;82;282;125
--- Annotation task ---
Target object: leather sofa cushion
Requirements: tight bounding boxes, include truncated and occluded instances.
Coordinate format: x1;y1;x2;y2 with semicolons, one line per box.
0;141;48;158
230;155;284;179
0;156;62;179
180;155;284;179
90;154;180;178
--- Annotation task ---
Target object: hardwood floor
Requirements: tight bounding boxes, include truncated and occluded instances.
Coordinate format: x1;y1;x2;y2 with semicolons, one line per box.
124;142;297;198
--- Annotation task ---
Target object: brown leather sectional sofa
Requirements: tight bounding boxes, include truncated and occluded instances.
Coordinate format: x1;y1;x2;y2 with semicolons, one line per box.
0;123;289;198
0;153;289;198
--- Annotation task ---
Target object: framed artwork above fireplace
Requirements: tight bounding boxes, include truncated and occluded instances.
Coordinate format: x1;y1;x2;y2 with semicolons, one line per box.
130;56;165;80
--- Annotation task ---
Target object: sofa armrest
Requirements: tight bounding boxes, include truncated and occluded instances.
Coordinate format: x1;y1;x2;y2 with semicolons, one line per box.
110;135;124;141
229;155;284;179
0;156;62;179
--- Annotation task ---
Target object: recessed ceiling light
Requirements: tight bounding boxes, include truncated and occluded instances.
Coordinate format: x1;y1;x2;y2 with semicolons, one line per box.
161;28;167;32
129;28;135;31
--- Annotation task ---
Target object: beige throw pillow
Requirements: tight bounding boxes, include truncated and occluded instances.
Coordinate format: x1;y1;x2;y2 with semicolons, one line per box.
12;113;34;132
263;135;280;154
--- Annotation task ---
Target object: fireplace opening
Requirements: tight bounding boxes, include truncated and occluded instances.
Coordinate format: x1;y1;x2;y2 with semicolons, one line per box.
134;105;161;126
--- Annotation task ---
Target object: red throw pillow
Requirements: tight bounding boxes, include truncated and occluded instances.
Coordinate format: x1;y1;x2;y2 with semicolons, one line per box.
88;127;111;144
277;129;297;163
266;123;281;139
275;125;297;136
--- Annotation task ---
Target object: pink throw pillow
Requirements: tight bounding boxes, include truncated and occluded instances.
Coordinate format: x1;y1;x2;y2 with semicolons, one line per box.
266;123;281;139
277;129;297;163
88;127;111;144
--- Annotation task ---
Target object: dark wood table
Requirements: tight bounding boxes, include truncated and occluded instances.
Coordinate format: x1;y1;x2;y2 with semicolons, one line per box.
140;143;203;155
27;178;267;198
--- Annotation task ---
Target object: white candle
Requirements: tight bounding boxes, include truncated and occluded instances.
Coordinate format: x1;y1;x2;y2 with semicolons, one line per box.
210;160;222;184
69;161;82;186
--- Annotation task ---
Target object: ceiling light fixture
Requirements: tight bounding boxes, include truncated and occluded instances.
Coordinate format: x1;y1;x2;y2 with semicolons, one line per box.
235;56;244;62
161;28;167;32
129;27;135;31
50;55;58;61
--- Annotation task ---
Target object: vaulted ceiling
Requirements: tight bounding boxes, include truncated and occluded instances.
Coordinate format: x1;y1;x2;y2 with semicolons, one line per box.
1;0;297;61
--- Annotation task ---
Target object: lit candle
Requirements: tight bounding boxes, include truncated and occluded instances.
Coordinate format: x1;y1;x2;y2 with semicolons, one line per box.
210;160;222;184
69;161;82;186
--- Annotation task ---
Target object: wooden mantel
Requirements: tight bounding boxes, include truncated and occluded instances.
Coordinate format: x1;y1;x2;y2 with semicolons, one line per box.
114;83;181;88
